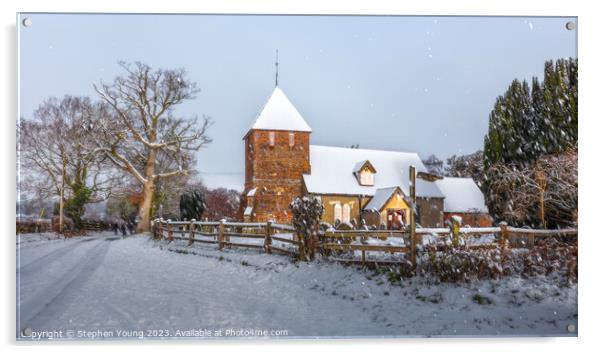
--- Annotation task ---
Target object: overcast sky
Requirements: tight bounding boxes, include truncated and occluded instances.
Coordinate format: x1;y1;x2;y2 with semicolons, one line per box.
19;14;577;190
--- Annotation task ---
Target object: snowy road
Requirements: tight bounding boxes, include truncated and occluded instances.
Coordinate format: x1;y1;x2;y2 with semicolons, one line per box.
17;232;577;340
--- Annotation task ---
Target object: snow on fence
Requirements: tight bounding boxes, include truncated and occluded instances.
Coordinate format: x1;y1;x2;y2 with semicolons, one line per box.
151;218;577;265
152;219;301;257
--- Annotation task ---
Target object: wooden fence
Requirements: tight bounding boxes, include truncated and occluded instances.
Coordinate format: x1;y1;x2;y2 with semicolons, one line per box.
322;220;578;265
152;219;301;257
153;218;577;266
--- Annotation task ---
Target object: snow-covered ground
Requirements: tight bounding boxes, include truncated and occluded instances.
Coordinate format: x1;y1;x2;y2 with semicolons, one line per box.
17;231;577;340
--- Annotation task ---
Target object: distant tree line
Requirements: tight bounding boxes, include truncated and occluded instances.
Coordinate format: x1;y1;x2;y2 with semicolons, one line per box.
19;61;213;233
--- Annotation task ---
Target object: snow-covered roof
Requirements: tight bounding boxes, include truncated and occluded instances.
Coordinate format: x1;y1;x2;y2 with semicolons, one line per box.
247;86;312;133
247;187;257;197
363;187;403;212
243;206;253;216
303;145;444;198
435;177;488;213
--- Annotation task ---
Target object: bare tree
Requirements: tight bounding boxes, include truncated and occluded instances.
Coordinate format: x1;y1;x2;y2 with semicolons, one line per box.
486;148;577;228
91;61;212;231
19;96;117;232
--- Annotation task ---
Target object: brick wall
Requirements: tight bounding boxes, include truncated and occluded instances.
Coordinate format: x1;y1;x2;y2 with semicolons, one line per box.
443;212;493;227
242;129;311;223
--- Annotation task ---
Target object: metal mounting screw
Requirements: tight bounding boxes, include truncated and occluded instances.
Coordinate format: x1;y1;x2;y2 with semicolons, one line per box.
565;21;575;31
22;17;32;27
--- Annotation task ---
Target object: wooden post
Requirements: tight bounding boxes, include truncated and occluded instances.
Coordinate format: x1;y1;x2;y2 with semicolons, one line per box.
409;166;417;268
188;219;196;246
499;221;508;254
528;233;535;249
167;220;173;242
298;231;306;260
264;221;273;254
535;170;547;229
361;250;366;266
218;219;225;250
451;216;461;248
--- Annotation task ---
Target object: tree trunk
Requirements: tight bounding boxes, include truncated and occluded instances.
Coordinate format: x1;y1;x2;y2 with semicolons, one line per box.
136;179;155;232
59;186;64;234
136;150;156;232
59;165;66;235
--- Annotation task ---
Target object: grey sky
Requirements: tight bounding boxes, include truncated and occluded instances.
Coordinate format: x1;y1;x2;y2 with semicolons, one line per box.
18;14;577;189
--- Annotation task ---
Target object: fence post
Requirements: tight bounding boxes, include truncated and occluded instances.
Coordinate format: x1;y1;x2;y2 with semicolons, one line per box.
409;165;417;268
499;221;508;254
158;218;164;239
451;216;461;248
264;221;273;254
167;219;173;242
218;219;225;250
298;231;306;260
527;233;535;249
188;219;196;246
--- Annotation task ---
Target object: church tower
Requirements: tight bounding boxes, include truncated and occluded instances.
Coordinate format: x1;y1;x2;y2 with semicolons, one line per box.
242;87;312;223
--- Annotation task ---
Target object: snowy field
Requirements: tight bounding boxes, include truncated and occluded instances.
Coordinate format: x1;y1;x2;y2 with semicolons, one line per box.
17;231;577;340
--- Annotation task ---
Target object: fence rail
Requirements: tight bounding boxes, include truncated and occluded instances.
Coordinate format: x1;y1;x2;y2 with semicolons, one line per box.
152;218;577;266
320;220;578;265
152;219;299;256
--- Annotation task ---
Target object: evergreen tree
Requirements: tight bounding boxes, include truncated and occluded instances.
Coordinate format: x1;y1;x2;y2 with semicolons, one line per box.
179;189;206;221
483;58;577;170
483;58;578;224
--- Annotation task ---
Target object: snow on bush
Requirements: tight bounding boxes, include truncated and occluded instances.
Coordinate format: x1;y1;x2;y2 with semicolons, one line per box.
419;245;504;283
417;236;577;284
290;196;324;261
521;237;578;283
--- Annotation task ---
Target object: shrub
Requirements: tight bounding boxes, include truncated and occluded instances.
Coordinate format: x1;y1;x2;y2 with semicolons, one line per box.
418;237;577;283
290;196;324;261
521;237;577;282
418;244;504;283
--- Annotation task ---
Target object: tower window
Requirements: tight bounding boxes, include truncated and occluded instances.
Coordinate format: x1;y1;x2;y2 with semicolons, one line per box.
288;132;295;147
268;131;275;147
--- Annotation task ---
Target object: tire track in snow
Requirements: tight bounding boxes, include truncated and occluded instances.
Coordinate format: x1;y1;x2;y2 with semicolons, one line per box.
17;236;101;275
18;238;112;333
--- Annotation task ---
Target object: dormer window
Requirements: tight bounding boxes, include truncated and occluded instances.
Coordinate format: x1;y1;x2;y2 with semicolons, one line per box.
353;160;377;186
268;131;275;147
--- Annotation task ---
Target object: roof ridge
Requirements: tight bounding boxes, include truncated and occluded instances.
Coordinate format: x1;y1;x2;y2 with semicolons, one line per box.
310;144;418;156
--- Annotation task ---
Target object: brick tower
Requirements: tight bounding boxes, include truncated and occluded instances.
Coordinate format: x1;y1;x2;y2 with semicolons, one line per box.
242;86;311;223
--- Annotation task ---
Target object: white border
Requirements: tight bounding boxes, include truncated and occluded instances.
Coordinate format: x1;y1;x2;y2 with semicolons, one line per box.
2;1;600;353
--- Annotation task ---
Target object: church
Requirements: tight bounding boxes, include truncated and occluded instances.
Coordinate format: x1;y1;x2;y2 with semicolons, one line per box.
240;86;491;228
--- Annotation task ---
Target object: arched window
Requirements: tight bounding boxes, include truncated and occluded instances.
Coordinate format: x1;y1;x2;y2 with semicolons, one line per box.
334;203;342;223
268;131;275;147
288;132;295;147
342;204;351;223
